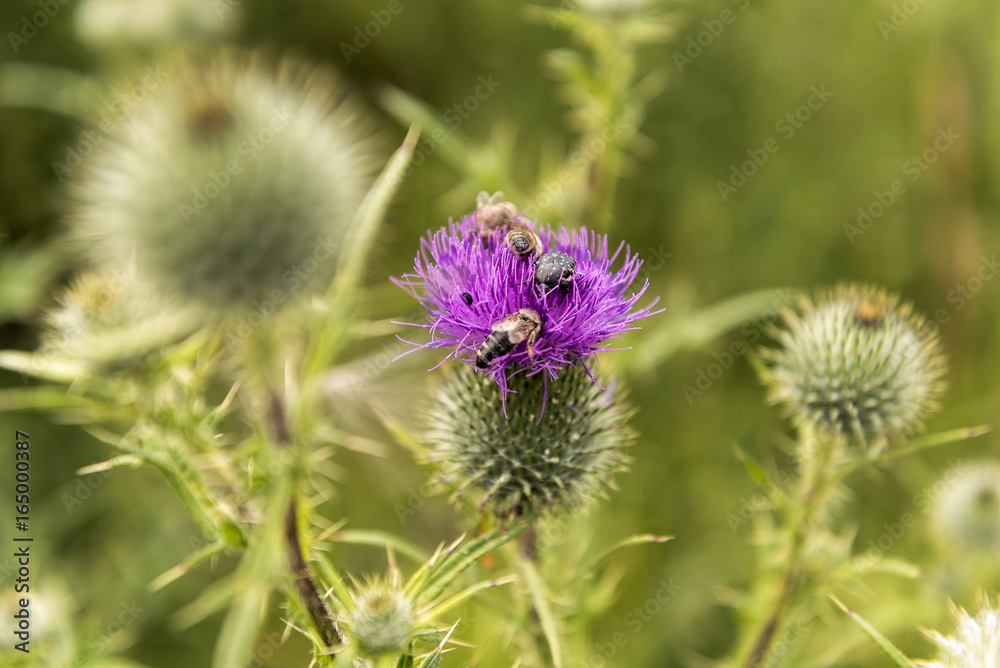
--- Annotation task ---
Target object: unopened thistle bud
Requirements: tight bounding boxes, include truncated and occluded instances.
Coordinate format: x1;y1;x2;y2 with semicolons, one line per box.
917;597;1000;667
44;267;137;341
932;462;1000;552
763;284;946;442
426;363;632;518
72;50;373;317
347;580;415;656
40;266;188;364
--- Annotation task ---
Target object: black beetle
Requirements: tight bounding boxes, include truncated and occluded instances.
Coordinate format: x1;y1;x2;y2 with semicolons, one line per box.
533;251;576;296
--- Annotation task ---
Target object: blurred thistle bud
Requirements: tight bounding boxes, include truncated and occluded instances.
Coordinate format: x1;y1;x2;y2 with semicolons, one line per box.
41;266;191;364
72;50;373;318
347;579;415;656
426;363;632;519
932;461;1000;552
762;284;946;442
75;0;236;53
917;596;1000;668
44;267;137;341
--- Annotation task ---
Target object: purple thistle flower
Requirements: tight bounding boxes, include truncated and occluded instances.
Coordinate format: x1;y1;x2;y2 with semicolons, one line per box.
393;210;660;397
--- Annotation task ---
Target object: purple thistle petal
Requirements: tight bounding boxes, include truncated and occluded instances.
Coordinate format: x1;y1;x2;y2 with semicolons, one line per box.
392;211;662;398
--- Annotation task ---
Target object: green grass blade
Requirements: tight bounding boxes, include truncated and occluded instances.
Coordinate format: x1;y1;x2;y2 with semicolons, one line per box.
376;85;473;175
330;124;421;302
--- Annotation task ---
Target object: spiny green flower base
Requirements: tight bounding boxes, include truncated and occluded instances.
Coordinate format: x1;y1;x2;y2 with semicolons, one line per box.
348;579;415;656
73;50;373;316
764;284;946;442
426;363;632;518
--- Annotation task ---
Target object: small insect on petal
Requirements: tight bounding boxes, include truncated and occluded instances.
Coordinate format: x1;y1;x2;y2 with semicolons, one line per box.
853;300;883;328
476;308;542;368
503;221;540;257
475;191;519;236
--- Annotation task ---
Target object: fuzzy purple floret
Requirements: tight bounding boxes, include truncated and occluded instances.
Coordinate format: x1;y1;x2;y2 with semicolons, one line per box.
393;212;660;394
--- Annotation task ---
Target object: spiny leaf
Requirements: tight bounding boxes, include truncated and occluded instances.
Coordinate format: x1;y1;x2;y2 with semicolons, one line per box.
829;595;916;668
0;351;90;382
839;425;992;481
417;522;529;605
330;529;429;565
586;534;673;572
76;454;144;476
311;551;354;614
516;556;564;668
404;538;457;601
734;445;770;486
419;576;517;622
211;472;291;668
879;424;992;462
414;621;459;668
150;540;229;592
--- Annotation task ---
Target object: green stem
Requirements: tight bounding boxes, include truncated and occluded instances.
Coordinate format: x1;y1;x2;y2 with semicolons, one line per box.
733;426;837;668
267;392;341;650
153;450;222;543
513;546;564;668
285;499;341;648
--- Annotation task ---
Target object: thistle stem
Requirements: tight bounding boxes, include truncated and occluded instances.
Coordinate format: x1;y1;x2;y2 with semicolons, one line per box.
734;427;836;668
511;543;563;668
285;500;341;648
267;392;341;649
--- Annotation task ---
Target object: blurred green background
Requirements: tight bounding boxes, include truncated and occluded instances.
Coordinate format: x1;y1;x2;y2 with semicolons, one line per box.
1;0;999;666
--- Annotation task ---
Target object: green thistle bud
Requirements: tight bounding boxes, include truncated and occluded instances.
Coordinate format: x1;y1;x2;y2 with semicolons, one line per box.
425;364;632;518
932;462;1000;552
347;580;415;656
762;284;946;442
917;597;1000;667
44;267;136;342
72;50;373;316
41;266;189;364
